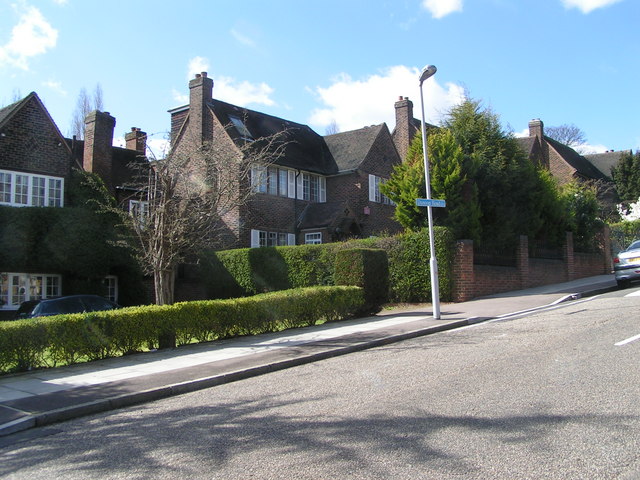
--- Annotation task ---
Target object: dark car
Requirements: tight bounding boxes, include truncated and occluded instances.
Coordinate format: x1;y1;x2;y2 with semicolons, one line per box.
15;295;120;319
614;240;640;288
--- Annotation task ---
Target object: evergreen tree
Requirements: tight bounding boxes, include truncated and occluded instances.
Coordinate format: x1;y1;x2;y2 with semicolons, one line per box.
611;150;640;205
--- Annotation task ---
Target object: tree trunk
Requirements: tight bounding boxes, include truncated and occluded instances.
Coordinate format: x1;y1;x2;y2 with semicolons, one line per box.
155;268;176;349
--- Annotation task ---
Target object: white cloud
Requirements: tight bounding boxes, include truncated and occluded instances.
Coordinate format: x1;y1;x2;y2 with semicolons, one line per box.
308;65;465;133
52;0;68;5
171;88;188;104
42;79;66;96
187;56;210;80
560;0;623;14
0;4;58;70
231;28;256;48
173;71;275;108
422;0;463;19
214;76;275;107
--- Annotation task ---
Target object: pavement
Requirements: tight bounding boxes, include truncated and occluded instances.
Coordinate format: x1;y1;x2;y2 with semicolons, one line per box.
0;274;618;438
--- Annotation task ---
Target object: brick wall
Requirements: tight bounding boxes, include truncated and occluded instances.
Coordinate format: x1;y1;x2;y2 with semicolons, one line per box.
0;95;73;178
452;229;610;301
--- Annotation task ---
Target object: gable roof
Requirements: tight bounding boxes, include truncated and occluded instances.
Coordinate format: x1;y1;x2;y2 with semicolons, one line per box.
0;92;73;158
546;136;607;181
324;124;386;172
584;150;631;179
0;97;27;129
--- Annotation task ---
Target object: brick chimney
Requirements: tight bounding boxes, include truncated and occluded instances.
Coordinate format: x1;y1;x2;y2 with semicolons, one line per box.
125;127;147;155
188;72;214;145
393;96;416;161
84;110;115;190
529;118;544;139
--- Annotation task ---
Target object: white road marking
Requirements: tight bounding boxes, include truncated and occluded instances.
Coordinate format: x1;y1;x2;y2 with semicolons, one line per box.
615;333;640;347
624;290;640;297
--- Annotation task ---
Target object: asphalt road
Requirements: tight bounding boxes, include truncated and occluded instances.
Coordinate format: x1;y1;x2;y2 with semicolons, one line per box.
1;287;639;479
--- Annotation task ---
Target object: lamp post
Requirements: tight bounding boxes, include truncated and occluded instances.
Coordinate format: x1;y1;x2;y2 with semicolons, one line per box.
418;64;441;319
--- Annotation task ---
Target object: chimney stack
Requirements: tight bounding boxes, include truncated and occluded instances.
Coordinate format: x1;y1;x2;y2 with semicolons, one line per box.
393;96;416;161
125;127;147;155
84;110;115;190
188;71;214;144
529;118;544;139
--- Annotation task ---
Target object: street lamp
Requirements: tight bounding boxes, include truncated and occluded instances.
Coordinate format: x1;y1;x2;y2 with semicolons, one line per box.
418;64;441;319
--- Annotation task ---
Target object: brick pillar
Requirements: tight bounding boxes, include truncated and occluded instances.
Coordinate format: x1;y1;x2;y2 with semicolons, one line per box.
517;235;529;289
453;239;474;302
84;110;115;191
188;72;214;146
564;231;575;281
392;96;415;161
601;225;612;274
125;127;147;156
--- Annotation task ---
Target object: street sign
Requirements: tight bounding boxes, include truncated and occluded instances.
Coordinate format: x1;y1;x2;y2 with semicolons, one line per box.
416;198;446;208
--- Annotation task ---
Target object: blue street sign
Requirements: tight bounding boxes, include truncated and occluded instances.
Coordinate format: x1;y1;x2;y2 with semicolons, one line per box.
416;198;446;208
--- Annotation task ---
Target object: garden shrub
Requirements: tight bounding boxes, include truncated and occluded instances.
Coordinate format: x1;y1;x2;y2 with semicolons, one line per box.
334;248;389;313
0;286;364;374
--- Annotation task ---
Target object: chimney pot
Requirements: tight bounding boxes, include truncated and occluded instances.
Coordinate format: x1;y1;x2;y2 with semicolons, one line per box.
195;73;201;78
202;72;207;77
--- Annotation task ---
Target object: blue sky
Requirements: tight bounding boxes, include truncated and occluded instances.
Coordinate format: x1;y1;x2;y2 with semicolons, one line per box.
0;0;637;156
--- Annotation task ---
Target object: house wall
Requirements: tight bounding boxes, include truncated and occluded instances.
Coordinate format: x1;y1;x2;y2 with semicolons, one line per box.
0;96;72;178
328;126;402;238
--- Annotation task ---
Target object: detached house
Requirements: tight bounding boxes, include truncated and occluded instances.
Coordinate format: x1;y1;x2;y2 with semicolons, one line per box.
0;92;147;315
517;118;620;217
168;72;403;249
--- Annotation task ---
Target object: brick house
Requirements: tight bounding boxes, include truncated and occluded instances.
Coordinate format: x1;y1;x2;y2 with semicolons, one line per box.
168;72;405;249
0;92;146;313
517;118;619;217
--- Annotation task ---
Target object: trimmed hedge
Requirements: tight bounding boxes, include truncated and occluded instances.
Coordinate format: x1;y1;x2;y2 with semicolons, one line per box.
334;248;389;312
199;226;453;304
0;286;364;374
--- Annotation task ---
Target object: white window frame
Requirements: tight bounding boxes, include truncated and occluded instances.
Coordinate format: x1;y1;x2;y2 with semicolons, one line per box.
103;275;118;303
305;232;323;245
368;174;393;205
251;229;296;248
0;169;64;207
129;199;150;229
0;272;62;310
296;172;326;203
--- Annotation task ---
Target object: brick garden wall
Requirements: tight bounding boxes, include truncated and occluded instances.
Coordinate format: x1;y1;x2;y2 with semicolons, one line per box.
452;229;611;302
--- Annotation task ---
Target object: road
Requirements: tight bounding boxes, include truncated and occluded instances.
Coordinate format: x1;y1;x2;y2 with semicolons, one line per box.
1;287;639;479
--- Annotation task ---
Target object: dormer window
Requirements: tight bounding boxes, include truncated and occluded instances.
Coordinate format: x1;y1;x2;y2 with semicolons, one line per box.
228;115;253;141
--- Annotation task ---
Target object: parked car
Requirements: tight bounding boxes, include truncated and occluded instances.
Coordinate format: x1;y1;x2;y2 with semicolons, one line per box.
614;240;640;288
14;295;120;319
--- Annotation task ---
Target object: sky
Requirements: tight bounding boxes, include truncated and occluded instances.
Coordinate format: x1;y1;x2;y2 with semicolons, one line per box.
0;0;638;157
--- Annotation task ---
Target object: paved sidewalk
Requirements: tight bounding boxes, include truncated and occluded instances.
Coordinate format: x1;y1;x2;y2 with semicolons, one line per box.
0;274;617;437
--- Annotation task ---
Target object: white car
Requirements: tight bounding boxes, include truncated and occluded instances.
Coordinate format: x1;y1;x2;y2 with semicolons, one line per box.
614;240;640;288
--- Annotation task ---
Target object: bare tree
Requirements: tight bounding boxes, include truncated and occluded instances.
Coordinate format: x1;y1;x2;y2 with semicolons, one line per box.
69;83;104;139
325;119;340;136
125;126;291;307
546;123;588;153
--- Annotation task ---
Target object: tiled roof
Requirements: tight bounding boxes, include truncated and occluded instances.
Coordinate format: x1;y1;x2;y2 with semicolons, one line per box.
209;99;338;175
324;124;385;172
0;93;35;129
546;136;607;180
584;150;630;179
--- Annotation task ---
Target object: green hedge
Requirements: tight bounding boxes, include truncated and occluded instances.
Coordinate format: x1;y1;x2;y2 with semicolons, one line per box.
200;227;453;304
0;286;364;374
334;248;389;312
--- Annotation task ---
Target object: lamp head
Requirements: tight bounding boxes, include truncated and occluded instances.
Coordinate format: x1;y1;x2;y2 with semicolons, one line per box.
419;65;437;85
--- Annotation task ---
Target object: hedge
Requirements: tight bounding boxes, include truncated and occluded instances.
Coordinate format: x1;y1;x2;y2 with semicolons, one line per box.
199;227;453;304
334;248;389;313
0;286;364;374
